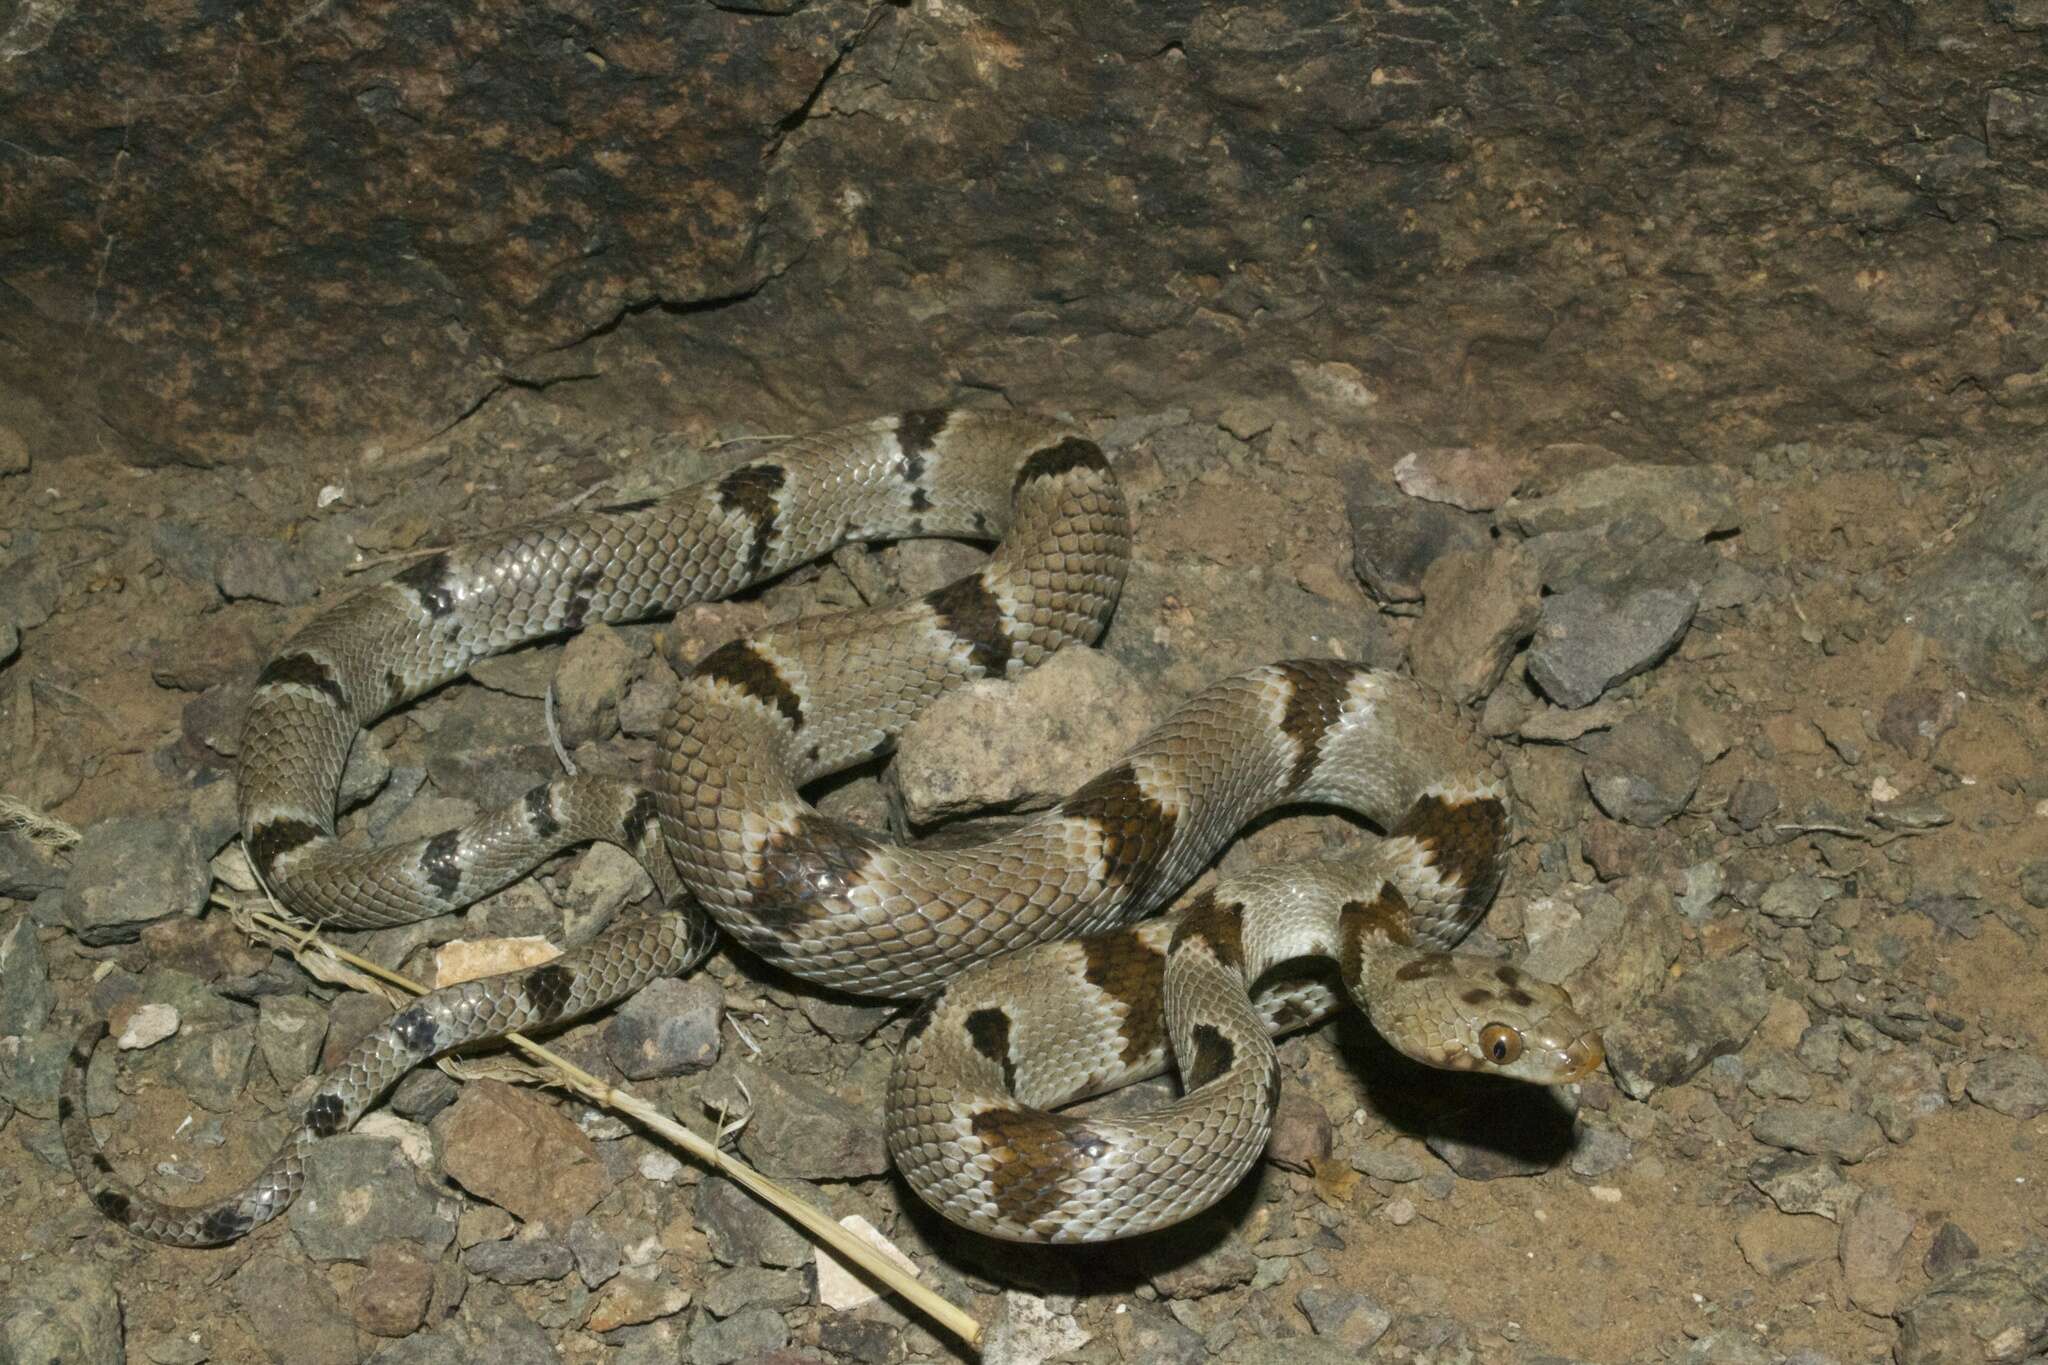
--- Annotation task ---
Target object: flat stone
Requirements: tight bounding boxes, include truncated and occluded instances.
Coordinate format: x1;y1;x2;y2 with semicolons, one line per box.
1499;462;1738;541
215;535;320;604
1296;1284;1392;1350
1925;1221;1981;1280
1760;875;1838;924
1582;714;1702;827
228;1255;359;1365
1750;1152;1862;1221
554;622;636;747
1265;1087;1333;1173
1343;465;1489;603
465;1234;576;1284
983;1292;1090;1365
256;993;330;1089
292;1133;459;1262
694;1173;817;1268
733;1062;888;1181
1966;1050;2048;1119
1410;541;1542;704
604;974;722;1080
685;1304;787;1364
1841;1188;1917;1316
1735;1209;1838;1278
355;1241;436;1338
1605;952;1769;1099
1752;1104;1886;1164
1528;584;1698;708
60;816;209;945
0;1260;123;1365
891;648;1159;827
586;1270;691;1332
568;1216;623;1287
432;1079;608;1226
1392;445;1530;511
704;1264;810;1317
1895;1245;2048;1364
0;912;54;1036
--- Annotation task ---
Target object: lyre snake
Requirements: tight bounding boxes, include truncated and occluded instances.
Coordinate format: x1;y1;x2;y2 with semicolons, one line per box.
63;409;1601;1247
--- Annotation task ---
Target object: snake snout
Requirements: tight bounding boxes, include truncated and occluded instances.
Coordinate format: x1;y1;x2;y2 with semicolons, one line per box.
1557;1029;1605;1083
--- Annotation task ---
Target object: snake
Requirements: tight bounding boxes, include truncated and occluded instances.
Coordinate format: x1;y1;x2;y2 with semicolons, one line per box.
61;408;1602;1248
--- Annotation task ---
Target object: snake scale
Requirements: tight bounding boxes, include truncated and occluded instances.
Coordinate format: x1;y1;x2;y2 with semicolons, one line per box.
63;409;1602;1247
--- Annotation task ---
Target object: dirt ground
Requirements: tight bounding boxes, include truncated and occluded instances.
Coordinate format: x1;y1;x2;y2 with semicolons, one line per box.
2;373;2045;1365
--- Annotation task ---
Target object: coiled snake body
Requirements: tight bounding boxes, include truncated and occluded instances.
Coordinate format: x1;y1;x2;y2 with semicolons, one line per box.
63;410;1601;1247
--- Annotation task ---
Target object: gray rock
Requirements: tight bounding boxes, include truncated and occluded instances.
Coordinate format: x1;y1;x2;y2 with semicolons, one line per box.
686;1306;788;1365
154;1012;257;1113
1103;1299;1204;1365
1527;584;1698;708
733;1062;888;1180
0;827;67;901
1409;542;1542;704
1924;1221;1981;1280
228;1256;359;1365
362;1287;558;1365
465;1235;575;1284
1499;462;1739;541
794;995;893;1042
693;1173;816;1267
1296;1284;1392;1350
1898;464;2048;691
2023;859;2048;910
1726;777;1779;831
290;1133;459;1262
0;1259;123;1365
553;622;636;747
603;975;722;1080
0;619;16;665
0;912;54;1036
256;993;330;1089
1343;465;1489;603
0;424;26;475
1605;952;1769;1098
1966;1051;2048;1119
214;535;319;604
1582;714;1702;827
1735;1209;1838;1278
1680;1328;1774;1365
1567;1125;1633;1178
1425;1122;1554;1181
700;1266;806;1318
1879;687;1961;759
891;648;1159;827
1842;1187;1918;1315
1519;518;1721;598
60;816;209;945
1750;1151;1861;1221
1894;1245;2048;1365
1760;875;1838;925
1752;1104;1886;1164
567;1216;623;1288
0;1024;72;1118
1148;1227;1257;1298
388;1067;460;1124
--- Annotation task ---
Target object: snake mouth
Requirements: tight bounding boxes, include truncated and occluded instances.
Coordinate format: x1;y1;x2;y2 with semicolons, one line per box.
1557;1030;1606;1084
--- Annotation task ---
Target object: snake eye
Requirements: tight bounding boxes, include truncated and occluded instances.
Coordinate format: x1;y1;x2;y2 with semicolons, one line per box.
1479;1024;1522;1065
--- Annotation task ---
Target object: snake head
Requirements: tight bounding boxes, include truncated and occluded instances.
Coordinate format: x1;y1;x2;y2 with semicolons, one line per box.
1368;954;1604;1085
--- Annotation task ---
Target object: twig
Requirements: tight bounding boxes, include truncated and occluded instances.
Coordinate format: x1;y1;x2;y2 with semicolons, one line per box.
240;906;983;1349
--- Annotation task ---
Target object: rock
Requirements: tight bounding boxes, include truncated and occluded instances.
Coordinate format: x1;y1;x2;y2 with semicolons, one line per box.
733;1063;888;1181
2020;859;2048;909
355;1241;436;1337
586;1271;691;1332
685;1305;787;1364
983;1292;1090;1365
604;975;722;1080
1521;880;1684;1025
813;1216;918;1312
1841;1188;1917;1315
1343;465;1489;603
465;1234;576;1284
0;424;26;475
1752;1104;1886;1164
707;1265;810;1317
292;1133;459;1262
1760;875;1837;925
1735;1209;1838;1278
1878;687;1961;759
794;995;893;1042
1852;1048;1948;1144
1966;1050;2048;1119
1605;952;1769;1098
116;1002;180;1050
1726;777;1779;831
1894;1245;2048;1364
1103;1299;1205;1365
564;840;654;923
228;1256;360;1365
1409;542;1542;704
0;912;55;1036
0;1260;123;1365
1351;1139;1431;1183
256;993;330;1089
1527;585;1698;708
364;1290;558;1365
1680;1328;1775;1365
214;535;319;604
1392;445;1529;510
1499;462;1738;542
60;816;209;946
1264;1087;1333;1173
1925;1221;1981;1280
568;1217;623;1288
694;1173;817;1268
0;620;16;666
554;622;636;747
1149;1228;1257;1298
1296;1284;1393;1350
1898;467;2048;691
890;648;1158;827
432;1079;608;1225
1582;715;1702;827
1568;1125;1634;1178
0;827;67;901
1750;1152;1862;1221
